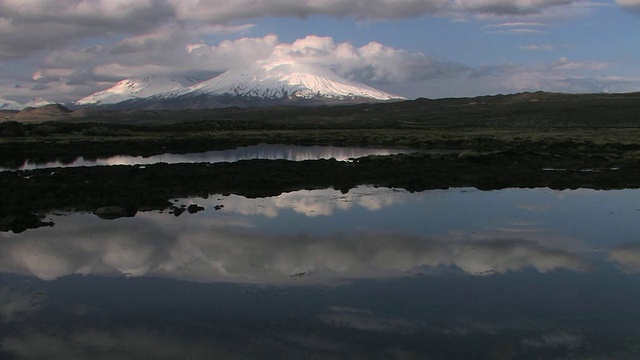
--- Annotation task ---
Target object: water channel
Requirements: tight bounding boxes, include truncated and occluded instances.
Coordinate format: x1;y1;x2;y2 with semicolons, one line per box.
1;144;415;171
2;186;639;359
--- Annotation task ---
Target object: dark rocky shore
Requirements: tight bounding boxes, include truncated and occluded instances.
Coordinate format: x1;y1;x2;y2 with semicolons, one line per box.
2;149;638;233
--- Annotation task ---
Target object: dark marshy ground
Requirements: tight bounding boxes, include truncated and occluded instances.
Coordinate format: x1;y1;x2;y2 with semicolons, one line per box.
2;91;640;232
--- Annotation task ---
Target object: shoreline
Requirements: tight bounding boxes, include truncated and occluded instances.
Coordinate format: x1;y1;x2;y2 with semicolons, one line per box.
2;150;638;232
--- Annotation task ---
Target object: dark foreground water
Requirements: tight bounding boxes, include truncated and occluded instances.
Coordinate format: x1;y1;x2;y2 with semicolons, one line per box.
1;144;414;171
2;187;640;359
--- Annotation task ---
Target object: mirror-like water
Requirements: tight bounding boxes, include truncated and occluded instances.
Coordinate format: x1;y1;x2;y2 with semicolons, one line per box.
2;187;640;359
1;144;414;171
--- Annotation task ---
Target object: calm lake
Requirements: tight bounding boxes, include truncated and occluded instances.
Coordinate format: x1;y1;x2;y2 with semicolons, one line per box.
1;144;415;171
2;186;640;359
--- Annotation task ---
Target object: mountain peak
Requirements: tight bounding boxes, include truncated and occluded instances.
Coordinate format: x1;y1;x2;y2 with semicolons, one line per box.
0;97;23;111
23;97;55;109
186;60;403;102
75;61;404;109
20;103;71;113
75;75;201;106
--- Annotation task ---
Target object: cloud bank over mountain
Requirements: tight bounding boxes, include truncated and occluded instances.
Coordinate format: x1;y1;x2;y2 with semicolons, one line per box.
0;0;637;103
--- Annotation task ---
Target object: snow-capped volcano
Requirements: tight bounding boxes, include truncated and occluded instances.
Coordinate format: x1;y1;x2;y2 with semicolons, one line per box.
0;98;23;111
75;61;404;109
75;76;201;106
178;61;403;101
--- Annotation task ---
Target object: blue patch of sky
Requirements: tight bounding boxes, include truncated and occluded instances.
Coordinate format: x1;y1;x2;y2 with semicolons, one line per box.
243;15;503;66
242;15;544;69
536;5;640;79
236;4;638;75
572;6;640;63
1;53;48;83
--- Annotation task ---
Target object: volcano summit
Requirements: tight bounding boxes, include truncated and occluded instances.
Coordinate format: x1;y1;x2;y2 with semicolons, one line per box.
75;60;404;110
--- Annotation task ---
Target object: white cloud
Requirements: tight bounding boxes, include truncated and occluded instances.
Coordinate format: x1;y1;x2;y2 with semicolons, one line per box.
5;33;470;102
0;0;162;19
0;0;624;102
617;0;640;9
484;21;549;28
456;0;574;15
41;46;104;69
258;35;468;84
169;0;585;21
0;0;174;60
45;37;615;101
3;41;637;103
4;40;636;103
550;56;609;71
483;21;552;34
489;28;548;34
519;44;555;51
169;0;451;22
86;33;280;79
91;64;179;79
194;23;255;35
0;0;586;61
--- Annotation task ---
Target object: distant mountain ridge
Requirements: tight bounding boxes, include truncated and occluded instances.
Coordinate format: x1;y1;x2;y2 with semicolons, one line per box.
23;97;56;109
74;60;404;110
0;98;23;111
5;91;640;128
0;97;58;111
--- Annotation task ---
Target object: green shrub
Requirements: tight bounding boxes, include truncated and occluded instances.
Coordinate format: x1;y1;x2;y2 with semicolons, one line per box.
31;124;57;136
0;121;26;137
81;126;133;137
458;150;482;160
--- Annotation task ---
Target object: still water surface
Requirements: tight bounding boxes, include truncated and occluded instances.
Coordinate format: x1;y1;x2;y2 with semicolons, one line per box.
2;144;413;171
2;187;640;359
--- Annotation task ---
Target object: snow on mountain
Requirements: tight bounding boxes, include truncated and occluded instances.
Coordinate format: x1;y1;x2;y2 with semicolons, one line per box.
75;76;201;106
74;61;404;109
0;98;23;111
175;60;403;101
22;97;55;109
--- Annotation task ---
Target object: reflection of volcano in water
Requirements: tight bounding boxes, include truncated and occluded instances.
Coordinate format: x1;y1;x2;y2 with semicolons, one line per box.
3;144;413;171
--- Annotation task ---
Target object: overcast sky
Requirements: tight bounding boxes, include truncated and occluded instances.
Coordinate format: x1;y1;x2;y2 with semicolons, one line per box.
0;0;639;103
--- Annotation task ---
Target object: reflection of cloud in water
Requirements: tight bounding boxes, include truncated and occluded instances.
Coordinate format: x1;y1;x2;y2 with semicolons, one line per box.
0;216;174;281
0;217;587;284
518;203;553;212
608;243;640;272
2;330;234;360
2;328;395;360
320;307;417;334
522;331;583;349
0;287;46;322
193;187;416;218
